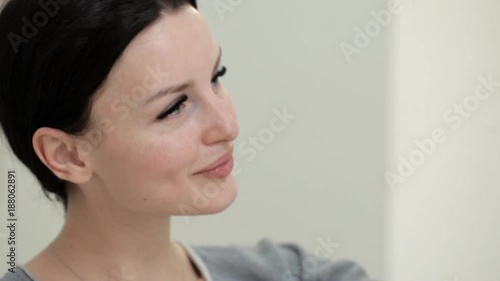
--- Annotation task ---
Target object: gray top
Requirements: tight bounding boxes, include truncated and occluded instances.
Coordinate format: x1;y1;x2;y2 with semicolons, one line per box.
1;237;373;281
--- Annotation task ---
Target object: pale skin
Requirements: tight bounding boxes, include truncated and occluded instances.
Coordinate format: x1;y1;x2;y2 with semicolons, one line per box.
26;5;239;281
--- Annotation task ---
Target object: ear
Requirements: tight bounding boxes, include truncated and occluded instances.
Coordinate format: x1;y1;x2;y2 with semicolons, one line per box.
32;127;93;184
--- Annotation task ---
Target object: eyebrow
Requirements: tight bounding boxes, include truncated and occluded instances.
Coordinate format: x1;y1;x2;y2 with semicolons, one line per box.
143;46;223;107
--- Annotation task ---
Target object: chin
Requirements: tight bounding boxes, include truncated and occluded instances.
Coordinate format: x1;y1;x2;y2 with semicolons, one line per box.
195;175;239;215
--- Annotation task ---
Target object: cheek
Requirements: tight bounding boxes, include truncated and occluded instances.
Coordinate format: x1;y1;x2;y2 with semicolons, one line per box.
135;139;195;177
94;133;198;207
94;128;196;187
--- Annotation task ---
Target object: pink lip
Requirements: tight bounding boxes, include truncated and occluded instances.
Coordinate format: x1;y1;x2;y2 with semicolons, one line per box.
195;149;234;178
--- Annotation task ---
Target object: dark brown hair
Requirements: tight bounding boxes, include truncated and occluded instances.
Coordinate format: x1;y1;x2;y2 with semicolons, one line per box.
0;0;198;212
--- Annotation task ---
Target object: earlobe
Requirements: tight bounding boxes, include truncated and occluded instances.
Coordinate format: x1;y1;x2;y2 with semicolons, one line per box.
32;127;93;184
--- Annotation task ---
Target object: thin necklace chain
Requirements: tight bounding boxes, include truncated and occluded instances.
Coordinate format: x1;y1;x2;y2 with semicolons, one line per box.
48;242;188;281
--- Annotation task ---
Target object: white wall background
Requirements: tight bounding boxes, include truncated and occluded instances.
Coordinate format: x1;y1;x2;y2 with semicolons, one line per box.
4;0;498;280
1;0;389;278
172;1;388;280
387;0;500;280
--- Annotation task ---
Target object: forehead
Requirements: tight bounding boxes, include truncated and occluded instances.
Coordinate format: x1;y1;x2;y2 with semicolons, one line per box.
125;6;213;64
96;6;217;104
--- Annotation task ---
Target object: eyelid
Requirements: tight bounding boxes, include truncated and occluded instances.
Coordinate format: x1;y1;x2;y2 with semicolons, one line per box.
156;94;188;120
154;65;226;121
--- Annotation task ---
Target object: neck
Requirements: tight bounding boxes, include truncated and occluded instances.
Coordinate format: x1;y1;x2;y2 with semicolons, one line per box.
50;185;188;281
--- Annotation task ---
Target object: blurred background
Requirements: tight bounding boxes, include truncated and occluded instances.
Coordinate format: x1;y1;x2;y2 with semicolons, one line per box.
1;1;499;280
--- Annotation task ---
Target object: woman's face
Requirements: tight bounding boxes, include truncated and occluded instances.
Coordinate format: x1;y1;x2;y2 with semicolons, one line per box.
78;5;239;216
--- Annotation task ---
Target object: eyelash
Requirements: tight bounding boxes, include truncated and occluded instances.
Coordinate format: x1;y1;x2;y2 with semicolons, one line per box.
211;65;227;86
156;66;227;120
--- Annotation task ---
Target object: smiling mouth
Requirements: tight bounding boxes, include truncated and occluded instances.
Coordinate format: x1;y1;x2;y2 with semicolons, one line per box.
195;149;234;177
194;156;234;178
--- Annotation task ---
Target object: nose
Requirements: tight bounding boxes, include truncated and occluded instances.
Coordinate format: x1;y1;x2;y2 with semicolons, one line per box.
200;91;239;146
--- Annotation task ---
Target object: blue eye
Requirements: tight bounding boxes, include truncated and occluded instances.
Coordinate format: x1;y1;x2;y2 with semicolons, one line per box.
211;66;227;86
156;94;188;120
